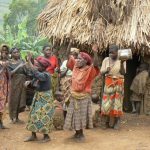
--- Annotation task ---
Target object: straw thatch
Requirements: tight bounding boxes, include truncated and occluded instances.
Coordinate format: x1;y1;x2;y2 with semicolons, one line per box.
38;0;150;53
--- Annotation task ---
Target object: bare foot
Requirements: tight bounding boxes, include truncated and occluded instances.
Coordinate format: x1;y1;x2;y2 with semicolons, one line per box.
24;136;37;142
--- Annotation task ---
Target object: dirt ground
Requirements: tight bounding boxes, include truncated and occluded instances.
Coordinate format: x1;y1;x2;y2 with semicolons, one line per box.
1;110;150;150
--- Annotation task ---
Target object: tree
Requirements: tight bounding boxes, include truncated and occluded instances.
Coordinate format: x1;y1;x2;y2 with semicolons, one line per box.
3;0;48;37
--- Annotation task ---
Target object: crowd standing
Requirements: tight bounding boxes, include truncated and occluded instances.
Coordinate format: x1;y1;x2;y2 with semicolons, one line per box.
0;43;150;143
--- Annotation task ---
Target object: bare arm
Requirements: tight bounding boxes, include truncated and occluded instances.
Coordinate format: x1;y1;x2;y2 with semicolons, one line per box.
10;62;26;76
93;52;99;67
92;44;99;67
119;61;126;75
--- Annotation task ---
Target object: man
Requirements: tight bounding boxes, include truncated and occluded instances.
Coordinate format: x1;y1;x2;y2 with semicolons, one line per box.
64;44;99;141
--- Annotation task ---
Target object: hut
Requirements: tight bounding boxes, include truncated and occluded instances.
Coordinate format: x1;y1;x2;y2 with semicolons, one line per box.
38;0;150;111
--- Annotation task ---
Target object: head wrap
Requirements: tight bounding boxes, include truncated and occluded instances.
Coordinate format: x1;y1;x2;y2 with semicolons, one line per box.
80;52;92;65
109;44;119;53
70;48;80;54
36;56;50;68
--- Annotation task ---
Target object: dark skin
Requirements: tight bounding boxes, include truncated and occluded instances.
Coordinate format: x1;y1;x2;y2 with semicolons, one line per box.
109;50;126;75
43;46;52;58
76;44;99;69
0;50;9;129
10;49;25;76
24;55;50;142
73;44;99;141
1;50;9;61
60;51;79;78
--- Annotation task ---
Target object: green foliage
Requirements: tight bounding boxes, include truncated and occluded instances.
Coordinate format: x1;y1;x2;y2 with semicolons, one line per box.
3;0;48;36
0;18;50;58
1;0;50;59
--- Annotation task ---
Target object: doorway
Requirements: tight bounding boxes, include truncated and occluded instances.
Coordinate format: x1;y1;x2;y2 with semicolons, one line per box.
123;54;141;112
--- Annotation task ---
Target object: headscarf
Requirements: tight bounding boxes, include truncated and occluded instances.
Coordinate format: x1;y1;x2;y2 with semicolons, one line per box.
109;44;119;53
80;52;92;65
70;48;80;54
36;56;50;68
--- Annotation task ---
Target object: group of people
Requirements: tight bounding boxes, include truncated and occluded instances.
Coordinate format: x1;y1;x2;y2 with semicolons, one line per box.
0;43;149;143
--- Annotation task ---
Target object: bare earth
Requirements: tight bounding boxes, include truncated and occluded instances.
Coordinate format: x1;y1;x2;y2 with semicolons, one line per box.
1;111;150;150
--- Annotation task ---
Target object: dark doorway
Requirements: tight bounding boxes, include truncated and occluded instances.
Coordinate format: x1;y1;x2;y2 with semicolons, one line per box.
123;54;141;112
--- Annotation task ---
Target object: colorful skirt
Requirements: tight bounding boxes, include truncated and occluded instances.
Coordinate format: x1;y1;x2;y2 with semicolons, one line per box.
101;75;124;117
60;76;71;106
26;90;55;134
64;96;93;130
51;72;59;99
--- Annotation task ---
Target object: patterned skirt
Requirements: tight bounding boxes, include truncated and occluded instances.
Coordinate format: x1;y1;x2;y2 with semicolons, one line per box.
101;75;124;117
26;91;55;134
60;76;71;106
64;96;93;130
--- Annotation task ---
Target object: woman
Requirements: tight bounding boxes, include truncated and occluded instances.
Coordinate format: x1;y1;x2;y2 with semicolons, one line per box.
64;45;99;141
0;44;10;129
101;45;126;130
8;47;27;123
42;45;59;98
130;63;149;115
25;56;55;143
60;48;79;119
144;67;150;115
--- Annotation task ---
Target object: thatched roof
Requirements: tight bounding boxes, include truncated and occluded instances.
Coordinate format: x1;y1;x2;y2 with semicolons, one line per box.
38;0;150;53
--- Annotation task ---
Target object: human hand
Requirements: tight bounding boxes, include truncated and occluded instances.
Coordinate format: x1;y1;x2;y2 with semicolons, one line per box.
107;67;111;72
121;59;126;64
24;81;31;88
92;43;99;52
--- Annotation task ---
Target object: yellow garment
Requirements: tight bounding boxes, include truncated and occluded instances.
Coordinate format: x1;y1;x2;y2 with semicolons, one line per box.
71;91;90;100
71;91;90;110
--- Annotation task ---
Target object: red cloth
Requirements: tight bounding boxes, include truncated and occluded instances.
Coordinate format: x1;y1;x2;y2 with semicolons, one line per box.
36;56;50;68
46;55;59;74
80;52;92;65
67;56;76;71
67;56;100;93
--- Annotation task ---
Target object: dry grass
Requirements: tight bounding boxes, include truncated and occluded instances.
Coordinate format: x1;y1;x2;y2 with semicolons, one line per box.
38;0;150;53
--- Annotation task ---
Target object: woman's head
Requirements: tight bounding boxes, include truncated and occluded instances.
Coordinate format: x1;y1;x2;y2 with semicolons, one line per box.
10;47;20;60
42;45;53;58
109;44;119;60
0;44;9;60
70;48;80;59
137;63;149;73
35;56;50;72
76;52;92;68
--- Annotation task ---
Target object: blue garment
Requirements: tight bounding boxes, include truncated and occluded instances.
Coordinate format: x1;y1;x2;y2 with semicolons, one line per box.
32;70;51;92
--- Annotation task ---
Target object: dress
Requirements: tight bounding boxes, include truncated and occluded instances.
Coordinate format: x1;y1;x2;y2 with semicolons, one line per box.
0;62;9;120
46;55;59;98
8;60;27;119
101;57;126;117
60;60;72;106
130;71;148;102
64;57;99;130
144;77;150;115
26;71;55;134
